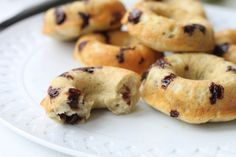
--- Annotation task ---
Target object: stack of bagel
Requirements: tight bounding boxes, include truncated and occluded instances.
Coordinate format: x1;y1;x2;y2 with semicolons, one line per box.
41;0;236;124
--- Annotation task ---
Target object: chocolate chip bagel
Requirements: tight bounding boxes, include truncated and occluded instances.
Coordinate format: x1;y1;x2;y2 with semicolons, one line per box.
214;29;236;64
122;0;215;52
43;0;126;40
73;31;163;74
140;53;236;124
41;67;140;124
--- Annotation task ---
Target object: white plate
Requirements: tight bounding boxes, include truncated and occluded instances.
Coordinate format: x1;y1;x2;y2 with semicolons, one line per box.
0;0;46;23
1;1;236;157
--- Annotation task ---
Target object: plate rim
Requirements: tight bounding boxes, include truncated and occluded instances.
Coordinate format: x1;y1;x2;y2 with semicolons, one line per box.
0;118;98;157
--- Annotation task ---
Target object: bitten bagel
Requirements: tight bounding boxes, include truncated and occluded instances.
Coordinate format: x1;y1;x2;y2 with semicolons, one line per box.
214;29;236;64
140;53;236;124
43;0;126;40
122;0;215;52
73;31;163;74
41;67;140;124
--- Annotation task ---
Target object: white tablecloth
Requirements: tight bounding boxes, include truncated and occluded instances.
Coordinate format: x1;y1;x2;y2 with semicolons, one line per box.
0;1;236;157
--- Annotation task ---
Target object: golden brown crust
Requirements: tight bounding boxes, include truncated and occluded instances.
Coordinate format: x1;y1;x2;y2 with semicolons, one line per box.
122;0;215;52
140;53;236;124
73;31;163;74
43;0;126;40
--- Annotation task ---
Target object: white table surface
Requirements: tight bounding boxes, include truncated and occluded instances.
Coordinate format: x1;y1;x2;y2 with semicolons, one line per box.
0;1;236;157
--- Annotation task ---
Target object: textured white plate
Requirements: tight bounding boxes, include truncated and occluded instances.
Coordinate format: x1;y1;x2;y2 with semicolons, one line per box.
1;2;236;157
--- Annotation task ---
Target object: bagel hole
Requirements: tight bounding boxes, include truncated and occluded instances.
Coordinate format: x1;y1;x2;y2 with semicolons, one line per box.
166;55;222;81
175;65;210;81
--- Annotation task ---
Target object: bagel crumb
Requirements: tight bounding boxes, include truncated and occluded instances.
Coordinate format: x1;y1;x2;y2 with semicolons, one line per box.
161;73;176;89
184;24;206;36
213;43;229;57
170;110;179;118
78;12;90;29
128;9;142;24
55;8;66;25
226;66;236;74
209;82;224;105
154;58;171;69
58;113;82;124
67;88;81;109
48;86;60;98
78;41;88;52
59;72;74;80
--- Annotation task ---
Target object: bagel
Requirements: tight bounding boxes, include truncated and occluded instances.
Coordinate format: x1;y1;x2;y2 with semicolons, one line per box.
43;0;126;40
213;29;236;64
122;0;215;52
140;53;236;124
73;31;163;74
41;66;140;124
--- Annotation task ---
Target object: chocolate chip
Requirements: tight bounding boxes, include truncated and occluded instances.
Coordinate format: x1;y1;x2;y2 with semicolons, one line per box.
213;43;229;57
67;88;81;109
226;65;236;74
48;86;60;98
59;72;74;80
58;113;82;124
101;32;110;43
161;73;176;89
55;8;66;25
78;12;90;29
154;58;171;69
116;47;135;63
170;110;179;118
128;9;142;24
138;57;145;65
184;24;206;36
78;41;88;52
184;25;195;35
121;86;131;105
73;67;102;73
141;70;149;82
209;82;224;105
184;65;189;71
194;24;206;33
116;52;124;63
110;12;122;25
